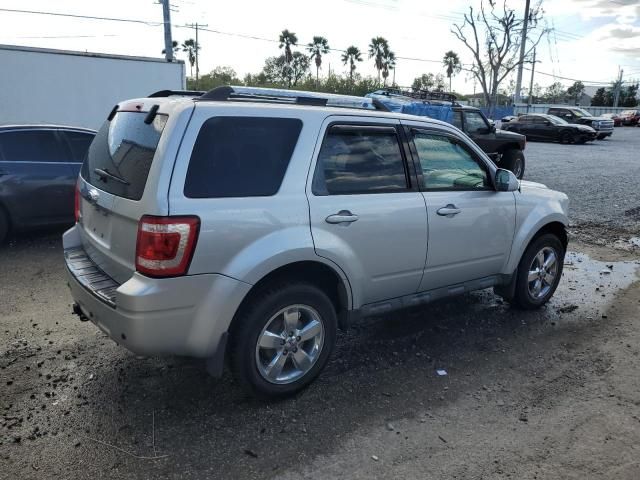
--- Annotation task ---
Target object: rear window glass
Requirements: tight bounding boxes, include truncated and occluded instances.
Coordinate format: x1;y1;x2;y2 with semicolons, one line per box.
0;130;70;163
81;112;167;200
64;131;95;163
184;117;302;198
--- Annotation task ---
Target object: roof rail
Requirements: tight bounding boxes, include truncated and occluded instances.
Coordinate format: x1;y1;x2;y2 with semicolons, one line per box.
197;85;389;111
148;89;205;98
374;87;460;105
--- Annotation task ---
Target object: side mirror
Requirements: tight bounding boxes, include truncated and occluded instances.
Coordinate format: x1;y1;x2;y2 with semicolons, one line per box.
489;123;497;133
495;168;519;192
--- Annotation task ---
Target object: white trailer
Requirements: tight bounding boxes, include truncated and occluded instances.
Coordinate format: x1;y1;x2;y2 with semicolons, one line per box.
0;44;185;130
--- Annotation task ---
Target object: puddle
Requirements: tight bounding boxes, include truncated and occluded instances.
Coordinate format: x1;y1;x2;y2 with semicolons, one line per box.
559;250;638;314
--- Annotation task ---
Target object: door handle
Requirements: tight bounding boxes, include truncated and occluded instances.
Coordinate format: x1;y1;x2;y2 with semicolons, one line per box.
325;210;359;224
437;204;461;217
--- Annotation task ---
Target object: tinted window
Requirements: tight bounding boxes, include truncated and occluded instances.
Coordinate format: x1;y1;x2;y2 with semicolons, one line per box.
184;117;301;198
451;111;463;129
64;131;95;163
532;117;548;124
0;130;69;163
313;126;408;195
412;131;489;190
464;111;489;133
81;112;167;201
518;116;533;124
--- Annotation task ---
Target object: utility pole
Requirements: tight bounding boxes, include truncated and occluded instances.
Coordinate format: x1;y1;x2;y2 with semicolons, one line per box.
186;22;208;88
528;47;537;106
613;68;624;107
161;0;173;62
514;0;531;104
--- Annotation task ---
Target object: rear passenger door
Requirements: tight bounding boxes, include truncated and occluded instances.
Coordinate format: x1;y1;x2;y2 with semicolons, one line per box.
307;118;428;306
0;129;76;226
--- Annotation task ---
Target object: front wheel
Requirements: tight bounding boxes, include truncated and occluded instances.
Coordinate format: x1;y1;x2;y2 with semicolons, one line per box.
230;283;337;399
501;149;525;179
512;234;565;309
560;131;573;144
596;134;607;140
0;209;8;244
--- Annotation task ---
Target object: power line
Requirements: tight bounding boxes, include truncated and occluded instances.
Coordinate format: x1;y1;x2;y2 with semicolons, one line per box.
0;7;164;26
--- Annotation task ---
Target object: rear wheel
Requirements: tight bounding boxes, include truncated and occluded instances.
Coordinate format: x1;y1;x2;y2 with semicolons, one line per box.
512;234;565;309
501;149;525;179
0;209;8;244
230;282;337;399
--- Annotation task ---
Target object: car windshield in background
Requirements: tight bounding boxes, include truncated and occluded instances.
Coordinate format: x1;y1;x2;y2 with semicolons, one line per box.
81;112;167;200
547;115;568;125
571;108;592;118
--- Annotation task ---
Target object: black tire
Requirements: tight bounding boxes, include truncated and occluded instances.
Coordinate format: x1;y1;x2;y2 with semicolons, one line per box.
596;134;607;140
230;282;337;399
560;131;572;144
0;209;8;244
512;233;565;310
501;149;525;179
575;135;587;144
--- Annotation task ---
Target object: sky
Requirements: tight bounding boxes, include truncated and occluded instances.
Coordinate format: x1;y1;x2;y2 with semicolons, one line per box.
0;0;639;95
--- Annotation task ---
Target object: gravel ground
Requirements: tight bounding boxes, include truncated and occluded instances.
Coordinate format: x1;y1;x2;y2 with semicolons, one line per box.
1;130;640;479
524;126;640;234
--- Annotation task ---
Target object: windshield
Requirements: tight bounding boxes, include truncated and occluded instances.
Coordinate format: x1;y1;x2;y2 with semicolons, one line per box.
571;108;592;118
547;115;568;125
81;111;168;200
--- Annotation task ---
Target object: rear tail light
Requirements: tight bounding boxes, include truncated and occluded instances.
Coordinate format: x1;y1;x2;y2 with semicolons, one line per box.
74;179;81;223
135;215;200;277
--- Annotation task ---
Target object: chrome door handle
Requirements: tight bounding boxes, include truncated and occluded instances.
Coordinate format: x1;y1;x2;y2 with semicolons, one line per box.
325;210;359;224
437;204;461;217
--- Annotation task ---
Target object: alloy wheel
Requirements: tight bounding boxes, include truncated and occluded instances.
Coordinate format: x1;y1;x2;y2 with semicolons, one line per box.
527;246;558;300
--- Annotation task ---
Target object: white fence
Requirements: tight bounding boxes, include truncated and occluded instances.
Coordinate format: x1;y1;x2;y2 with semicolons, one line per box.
514;104;632;116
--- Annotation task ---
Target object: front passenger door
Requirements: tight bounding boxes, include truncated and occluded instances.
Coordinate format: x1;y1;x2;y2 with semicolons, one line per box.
406;127;516;291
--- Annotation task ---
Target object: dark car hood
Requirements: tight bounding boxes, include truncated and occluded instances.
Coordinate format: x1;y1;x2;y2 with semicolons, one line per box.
495;129;525;142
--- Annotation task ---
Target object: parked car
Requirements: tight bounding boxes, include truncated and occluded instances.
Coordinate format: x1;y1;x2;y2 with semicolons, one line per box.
502;113;597;144
368;89;527;179
64;86;569;398
0;125;96;243
601;113;623;127
546;107;614;139
619;109;640;126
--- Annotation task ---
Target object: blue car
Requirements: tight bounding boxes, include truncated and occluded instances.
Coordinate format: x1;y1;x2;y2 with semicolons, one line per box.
0;125;95;242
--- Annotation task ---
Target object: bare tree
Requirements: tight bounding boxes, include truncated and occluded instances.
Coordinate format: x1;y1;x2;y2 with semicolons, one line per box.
452;0;548;115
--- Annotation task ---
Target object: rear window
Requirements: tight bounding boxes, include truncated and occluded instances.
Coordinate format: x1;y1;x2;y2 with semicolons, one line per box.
184;117;302;198
63;131;95;163
0;130;70;163
81;112;167;200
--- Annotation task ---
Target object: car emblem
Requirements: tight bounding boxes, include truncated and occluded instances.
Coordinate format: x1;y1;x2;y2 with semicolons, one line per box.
88;188;100;203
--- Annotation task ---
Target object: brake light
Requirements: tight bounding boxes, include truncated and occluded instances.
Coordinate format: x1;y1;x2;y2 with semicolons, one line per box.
135;215;200;277
74;180;80;223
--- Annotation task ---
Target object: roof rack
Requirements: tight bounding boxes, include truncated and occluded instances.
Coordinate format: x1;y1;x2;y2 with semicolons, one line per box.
373;87;460;106
148;89;205;98
197;85;390;112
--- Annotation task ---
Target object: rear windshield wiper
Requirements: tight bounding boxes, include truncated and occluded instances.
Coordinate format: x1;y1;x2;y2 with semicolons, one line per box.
93;168;130;185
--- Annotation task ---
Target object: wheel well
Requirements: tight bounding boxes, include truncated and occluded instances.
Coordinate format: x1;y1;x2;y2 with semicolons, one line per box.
500;143;522;155
230;261;350;333
532;222;568;250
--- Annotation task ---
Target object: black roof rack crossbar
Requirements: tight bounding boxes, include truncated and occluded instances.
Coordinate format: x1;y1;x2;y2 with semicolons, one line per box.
198;85;388;111
148;89;205;98
375;87;459;106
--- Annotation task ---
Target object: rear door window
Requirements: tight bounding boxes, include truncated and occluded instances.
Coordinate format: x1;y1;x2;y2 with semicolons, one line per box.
81;112;167;200
0;130;69;163
184;117;302;198
312;125;408;195
62;131;95;163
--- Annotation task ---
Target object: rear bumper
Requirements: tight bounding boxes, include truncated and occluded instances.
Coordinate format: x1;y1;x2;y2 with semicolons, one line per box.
63;226;252;364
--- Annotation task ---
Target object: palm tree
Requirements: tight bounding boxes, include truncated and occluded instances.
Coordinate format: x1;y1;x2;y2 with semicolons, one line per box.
307;36;330;86
182;39;198;78
442;50;462;93
341;46;362;83
381;49;396;87
368;37;388;86
162;40;179;59
279;29;298;87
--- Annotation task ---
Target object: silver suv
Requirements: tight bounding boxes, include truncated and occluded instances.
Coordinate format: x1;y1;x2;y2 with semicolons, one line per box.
64;86;569;398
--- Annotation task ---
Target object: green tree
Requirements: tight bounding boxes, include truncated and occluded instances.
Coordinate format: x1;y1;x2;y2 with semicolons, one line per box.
181;39;198;78
442;50;462;92
381;49;396;87
307;36;330;86
368;37;389;86
566;81;585;104
544;82;566;103
341;45;362;83
621;84;639;107
590;87;606;106
190;66;241;90
262;52;310;86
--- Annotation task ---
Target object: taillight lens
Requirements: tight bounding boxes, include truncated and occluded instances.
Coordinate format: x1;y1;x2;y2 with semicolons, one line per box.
74;180;81;223
135;215;200;277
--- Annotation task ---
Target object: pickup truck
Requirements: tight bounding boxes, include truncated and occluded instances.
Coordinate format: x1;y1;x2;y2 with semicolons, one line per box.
547;107;614;139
